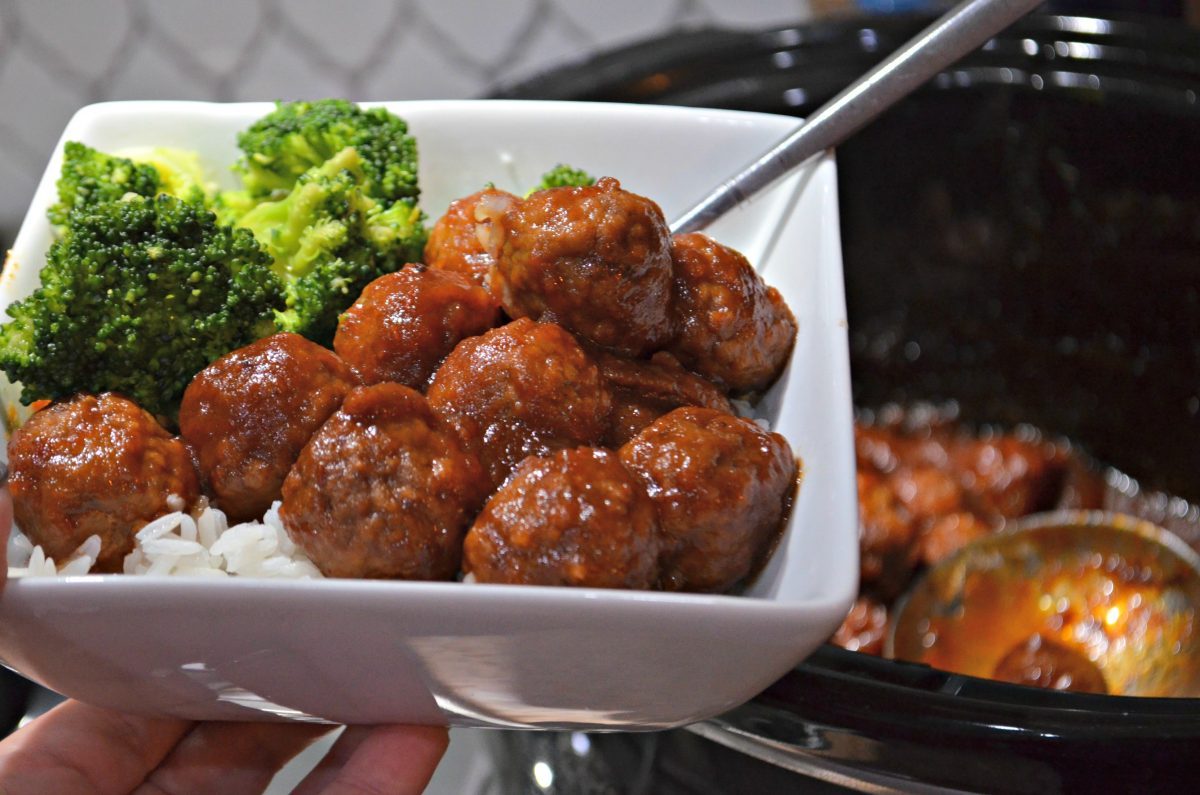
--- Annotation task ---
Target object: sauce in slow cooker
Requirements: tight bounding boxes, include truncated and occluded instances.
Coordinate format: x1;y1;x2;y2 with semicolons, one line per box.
832;407;1114;691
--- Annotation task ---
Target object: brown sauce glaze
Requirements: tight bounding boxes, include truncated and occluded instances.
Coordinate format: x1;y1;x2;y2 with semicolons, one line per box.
667;232;796;394
179;332;355;524
992;633;1109;694
334;265;500;389
619;406;796;593
425;187;518;288
280;383;488;580
464;447;659;588
590;347;734;448
426;318;612;492
9;392;199;572
490;177;674;356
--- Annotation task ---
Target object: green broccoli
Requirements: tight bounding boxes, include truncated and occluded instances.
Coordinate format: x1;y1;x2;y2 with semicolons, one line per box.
235;146;426;344
234;99;420;205
116;146;216;206
48;142;162;226
527;164;596;195
211;188;259;228
48;143;222;228
0;194;283;420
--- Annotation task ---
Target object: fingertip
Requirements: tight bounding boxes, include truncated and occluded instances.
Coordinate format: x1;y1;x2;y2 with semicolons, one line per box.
294;723;450;795
371;723;450;758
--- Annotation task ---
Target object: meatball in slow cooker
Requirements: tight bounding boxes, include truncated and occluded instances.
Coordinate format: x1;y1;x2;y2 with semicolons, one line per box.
490;177;674;356
592;348;734;447
427;318;612;491
425;187;518;287
667;232;797;394
333;265;499;388
856;468;920;596
8;392;199;572
947;434;1068;519
832;595;891;656
280;383;487;580
179;332;355;524
464;447;660;588
619;406;796;593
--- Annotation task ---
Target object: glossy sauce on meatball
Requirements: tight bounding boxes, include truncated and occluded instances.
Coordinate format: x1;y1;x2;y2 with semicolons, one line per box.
8;392;199;572
619;406;797;592
427;318;612;491
667;232;797;394
333;265;499;388
280;383;487;580
591;348;734;447
424;187;518;287
464;447;659;588
490;177;673;356
832;595;890;655
179;332;355;524
991;633;1108;694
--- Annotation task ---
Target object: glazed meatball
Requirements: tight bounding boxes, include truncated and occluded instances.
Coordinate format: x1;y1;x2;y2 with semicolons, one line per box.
831;595;890;655
464;447;659;588
948;434;1067;518
280;383;487;580
591;348;733;447
914;511;994;567
992;634;1108;694
890;465;965;521
856;469;919;596
490;177;673;356
179;332;355;523
333;265;499;388
619;407;796;592
855;423;903;473
425;187;518;287
427;318;612;491
8;393;199;572
667;232;797;394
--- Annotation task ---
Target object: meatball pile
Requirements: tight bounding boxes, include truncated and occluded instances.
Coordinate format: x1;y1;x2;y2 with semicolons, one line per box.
7;176;800;593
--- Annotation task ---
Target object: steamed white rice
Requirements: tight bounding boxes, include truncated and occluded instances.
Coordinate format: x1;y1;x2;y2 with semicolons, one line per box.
7;499;323;579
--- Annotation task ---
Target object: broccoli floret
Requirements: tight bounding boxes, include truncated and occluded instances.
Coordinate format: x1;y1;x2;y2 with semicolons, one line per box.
48;142;162;226
211;188;259;228
0;194;283;420
48;143;221;228
116;146;216;206
235;99;420;205
235;146;426;345
527;164;596;195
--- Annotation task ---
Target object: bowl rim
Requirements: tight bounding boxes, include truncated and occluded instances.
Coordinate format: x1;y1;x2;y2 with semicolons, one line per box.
2;97;856;615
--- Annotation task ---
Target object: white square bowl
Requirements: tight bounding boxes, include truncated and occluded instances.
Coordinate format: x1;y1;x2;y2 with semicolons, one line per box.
0;100;857;729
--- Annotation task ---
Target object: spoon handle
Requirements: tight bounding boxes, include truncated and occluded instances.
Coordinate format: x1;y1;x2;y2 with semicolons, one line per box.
670;0;1045;235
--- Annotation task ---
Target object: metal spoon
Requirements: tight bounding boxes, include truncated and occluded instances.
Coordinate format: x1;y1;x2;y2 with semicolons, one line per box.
888;511;1200;698
671;0;1046;235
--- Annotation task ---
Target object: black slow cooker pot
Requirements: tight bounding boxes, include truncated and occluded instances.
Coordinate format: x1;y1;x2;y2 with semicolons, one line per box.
490;10;1200;793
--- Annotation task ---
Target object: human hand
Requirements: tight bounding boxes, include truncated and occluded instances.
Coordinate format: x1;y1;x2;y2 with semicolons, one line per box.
0;468;448;794
0;709;447;795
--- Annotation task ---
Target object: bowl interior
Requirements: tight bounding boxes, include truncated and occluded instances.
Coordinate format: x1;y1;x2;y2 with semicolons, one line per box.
1;99;857;610
0;100;857;729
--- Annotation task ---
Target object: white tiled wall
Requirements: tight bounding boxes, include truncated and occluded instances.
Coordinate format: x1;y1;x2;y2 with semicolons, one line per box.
0;0;815;236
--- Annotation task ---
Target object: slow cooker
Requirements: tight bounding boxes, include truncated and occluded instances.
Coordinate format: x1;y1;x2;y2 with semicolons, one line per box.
490;9;1200;793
